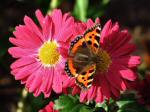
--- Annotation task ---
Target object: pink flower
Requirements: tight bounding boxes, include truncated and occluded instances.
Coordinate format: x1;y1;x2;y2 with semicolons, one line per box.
63;19;141;103
39;102;59;112
8;9;74;97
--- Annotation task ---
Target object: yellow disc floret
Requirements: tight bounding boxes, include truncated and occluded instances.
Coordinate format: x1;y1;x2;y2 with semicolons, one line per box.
38;41;60;67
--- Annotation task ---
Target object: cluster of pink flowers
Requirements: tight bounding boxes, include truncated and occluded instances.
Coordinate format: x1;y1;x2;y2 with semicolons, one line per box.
8;9;141;111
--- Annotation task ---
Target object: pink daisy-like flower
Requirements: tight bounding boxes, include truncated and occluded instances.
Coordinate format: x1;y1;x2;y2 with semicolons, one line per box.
63;19;141;103
8;9;74;97
39;102;59;112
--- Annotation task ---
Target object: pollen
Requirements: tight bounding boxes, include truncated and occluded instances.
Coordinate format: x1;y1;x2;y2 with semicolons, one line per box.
96;49;112;72
38;41;60;67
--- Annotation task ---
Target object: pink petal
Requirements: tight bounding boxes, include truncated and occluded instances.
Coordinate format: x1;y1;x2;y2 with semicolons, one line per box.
51;9;62;36
119;65;137;81
8;47;37;58
106;63;127;91
72;86;80;95
34;87;42;97
62;12;71;22
63;76;75;88
55;27;73;42
80;91;87;102
62;15;74;27
72;22;86;36
111;86;120;97
52;67;63;93
35;9;45;28
100;75;111;99
108;30;131;53
41;68;54;98
87;86;95;100
21;77;28;84
15;62;41;80
95;17;100;24
55;17;74;42
113;56;141;68
86;19;95;28
100;20;112;46
11;68;20;76
95;87;103;103
28;67;44;93
42;15;53;41
14;25;42;45
10;57;36;69
57;47;68;58
57;58;66;70
111;44;136;58
39;102;58;112
101;23;120;51
26;74;36;89
24;16;43;41
9;37;40;49
87;86;97;100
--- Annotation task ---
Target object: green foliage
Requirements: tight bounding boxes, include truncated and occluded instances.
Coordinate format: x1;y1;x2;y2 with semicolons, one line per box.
95;101;108;111
79;106;93;112
118;102;149;112
87;0;110;19
117;93;149;112
73;0;110;21
73;0;89;21
54;94;94;112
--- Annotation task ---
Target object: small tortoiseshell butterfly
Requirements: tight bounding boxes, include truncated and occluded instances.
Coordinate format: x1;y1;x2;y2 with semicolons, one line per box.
65;24;101;89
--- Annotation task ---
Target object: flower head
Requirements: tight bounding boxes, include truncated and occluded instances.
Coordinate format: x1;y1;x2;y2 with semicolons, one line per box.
39;102;59;112
9;9;74;97
63;19;141;103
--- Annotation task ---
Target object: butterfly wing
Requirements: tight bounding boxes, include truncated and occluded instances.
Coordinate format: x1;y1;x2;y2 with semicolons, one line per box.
65;58;77;77
65;24;101;89
69;36;86;55
76;64;96;89
84;24;101;52
69;24;101;55
65;35;86;77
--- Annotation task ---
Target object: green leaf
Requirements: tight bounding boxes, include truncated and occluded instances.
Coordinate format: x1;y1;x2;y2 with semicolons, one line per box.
116;93;149;112
54;94;93;112
118;102;149;112
87;0;110;19
54;95;78;110
73;0;89;21
102;0;110;5
95;101;108;111
79;106;93;112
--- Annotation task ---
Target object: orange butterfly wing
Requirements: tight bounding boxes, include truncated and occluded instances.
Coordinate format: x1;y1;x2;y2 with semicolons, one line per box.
65;24;101;89
76;64;96;89
84;24;101;52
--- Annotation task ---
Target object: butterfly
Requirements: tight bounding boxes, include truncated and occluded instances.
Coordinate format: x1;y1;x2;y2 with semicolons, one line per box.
65;24;101;89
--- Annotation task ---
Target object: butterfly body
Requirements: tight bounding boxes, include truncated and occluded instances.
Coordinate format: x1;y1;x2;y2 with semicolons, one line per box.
65;24;101;89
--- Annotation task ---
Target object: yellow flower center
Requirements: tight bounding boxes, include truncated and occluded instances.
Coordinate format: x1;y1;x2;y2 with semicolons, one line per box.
38;41;60;67
96;49;112;72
